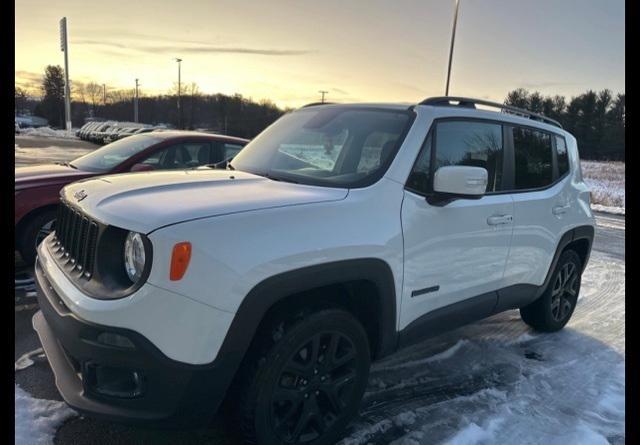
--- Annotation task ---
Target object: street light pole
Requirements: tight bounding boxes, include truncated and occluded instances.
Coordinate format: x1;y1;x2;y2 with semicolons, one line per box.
319;90;328;103
59;17;72;130
175;58;182;129
445;0;460;96
134;79;139;123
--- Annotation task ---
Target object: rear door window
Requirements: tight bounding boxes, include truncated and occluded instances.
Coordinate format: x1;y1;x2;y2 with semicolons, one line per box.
513;127;553;189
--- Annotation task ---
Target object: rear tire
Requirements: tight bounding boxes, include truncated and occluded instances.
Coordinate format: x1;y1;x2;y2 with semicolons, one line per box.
234;308;370;445
18;209;57;265
520;250;582;332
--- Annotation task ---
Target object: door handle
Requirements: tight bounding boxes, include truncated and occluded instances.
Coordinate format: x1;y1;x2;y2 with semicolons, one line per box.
487;214;513;225
552;204;570;215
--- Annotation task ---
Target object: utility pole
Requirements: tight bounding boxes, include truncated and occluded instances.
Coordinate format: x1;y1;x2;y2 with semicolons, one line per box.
134;79;139;123
445;0;460;96
59;17;72;130
319;90;328;103
175;58;182;129
103;84;106;105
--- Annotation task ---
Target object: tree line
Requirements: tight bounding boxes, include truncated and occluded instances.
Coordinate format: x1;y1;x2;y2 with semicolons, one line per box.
17;65;286;139
17;65;624;159
505;88;624;160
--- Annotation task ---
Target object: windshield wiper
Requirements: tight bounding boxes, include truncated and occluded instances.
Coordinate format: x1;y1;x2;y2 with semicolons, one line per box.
203;160;236;170
264;172;299;184
55;161;77;169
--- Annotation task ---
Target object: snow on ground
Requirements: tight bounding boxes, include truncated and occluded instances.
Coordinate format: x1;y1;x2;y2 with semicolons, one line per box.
15;145;94;168
18;127;78;140
340;250;625;445
582;160;625;211
590;204;625;216
15;385;76;444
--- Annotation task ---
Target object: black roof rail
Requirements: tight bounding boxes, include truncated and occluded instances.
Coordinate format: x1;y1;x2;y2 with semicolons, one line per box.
301;102;335;108
419;96;563;129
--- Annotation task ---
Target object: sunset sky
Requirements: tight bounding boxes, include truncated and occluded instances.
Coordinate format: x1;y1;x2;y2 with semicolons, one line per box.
15;0;625;108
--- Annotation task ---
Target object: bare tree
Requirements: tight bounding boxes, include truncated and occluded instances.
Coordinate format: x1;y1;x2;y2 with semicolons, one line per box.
109;89;135;103
186;82;201;129
72;81;87;105
85;82;103;114
15;87;28;115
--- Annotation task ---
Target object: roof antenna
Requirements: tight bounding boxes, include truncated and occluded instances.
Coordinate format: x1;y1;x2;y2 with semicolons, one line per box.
445;0;460;96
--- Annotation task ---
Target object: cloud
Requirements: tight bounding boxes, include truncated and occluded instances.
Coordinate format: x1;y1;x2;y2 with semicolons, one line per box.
15;71;43;92
71;39;314;56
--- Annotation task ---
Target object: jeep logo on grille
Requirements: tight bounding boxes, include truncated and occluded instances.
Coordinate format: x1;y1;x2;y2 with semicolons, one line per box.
73;189;88;202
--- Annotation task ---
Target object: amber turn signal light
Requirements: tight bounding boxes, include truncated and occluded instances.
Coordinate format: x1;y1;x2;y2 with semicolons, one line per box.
170;242;192;281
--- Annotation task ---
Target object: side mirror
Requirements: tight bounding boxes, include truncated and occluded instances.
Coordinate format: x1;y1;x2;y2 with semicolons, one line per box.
430;166;488;205
130;163;155;172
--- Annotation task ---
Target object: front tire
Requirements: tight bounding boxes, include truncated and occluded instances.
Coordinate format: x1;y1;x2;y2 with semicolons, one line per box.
520;250;582;332
18;209;57;265
235;309;370;445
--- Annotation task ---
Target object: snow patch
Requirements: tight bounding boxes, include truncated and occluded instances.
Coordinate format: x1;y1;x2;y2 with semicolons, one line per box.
582;160;624;210
376;340;469;372
15;385;76;444
19;127;78;139
591;204;625;215
15;348;45;371
393;411;417;427
444;415;505;445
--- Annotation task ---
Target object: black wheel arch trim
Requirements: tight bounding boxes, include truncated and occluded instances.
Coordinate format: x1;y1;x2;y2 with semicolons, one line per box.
217;258;398;367
535;224;595;299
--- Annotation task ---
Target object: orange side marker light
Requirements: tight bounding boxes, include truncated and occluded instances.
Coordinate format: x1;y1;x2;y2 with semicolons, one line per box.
170;242;192;281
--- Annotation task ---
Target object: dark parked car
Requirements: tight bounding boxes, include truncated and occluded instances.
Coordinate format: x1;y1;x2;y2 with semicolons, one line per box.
15;131;248;264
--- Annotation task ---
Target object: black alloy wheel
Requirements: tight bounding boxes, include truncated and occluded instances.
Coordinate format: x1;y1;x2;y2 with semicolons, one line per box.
235;308;370;445
270;331;359;443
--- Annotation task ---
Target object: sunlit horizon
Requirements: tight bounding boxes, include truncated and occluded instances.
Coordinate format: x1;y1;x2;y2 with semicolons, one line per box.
15;0;624;109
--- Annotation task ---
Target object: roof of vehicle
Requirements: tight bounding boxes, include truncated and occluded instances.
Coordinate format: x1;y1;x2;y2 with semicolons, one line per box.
301;96;565;133
146;130;250;144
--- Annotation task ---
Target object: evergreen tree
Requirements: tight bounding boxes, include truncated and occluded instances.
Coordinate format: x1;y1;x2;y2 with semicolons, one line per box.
34;65;66;128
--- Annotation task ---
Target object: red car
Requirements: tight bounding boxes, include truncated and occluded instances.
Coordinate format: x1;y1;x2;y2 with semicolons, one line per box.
15;131;248;264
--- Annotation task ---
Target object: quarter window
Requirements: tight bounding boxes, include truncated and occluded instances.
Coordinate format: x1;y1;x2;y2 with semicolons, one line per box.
406;134;432;195
513;128;553;189
555;136;569;177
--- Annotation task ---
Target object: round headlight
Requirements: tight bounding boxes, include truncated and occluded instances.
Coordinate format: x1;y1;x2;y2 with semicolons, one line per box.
124;232;146;283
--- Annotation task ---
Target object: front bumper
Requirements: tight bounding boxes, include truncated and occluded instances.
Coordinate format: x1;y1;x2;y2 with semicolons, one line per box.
32;257;235;428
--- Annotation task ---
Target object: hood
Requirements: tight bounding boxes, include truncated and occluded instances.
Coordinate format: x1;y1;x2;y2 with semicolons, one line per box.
15;164;95;190
62;169;348;233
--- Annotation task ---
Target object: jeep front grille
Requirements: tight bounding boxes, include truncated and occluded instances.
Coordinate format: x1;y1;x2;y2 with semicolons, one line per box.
53;202;99;278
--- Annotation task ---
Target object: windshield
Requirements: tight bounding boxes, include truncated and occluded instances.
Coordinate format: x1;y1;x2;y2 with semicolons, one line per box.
230;107;413;187
71;134;163;172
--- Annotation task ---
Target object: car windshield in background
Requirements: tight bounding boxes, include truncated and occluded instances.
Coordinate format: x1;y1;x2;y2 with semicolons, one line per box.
230;107;413;187
70;134;163;172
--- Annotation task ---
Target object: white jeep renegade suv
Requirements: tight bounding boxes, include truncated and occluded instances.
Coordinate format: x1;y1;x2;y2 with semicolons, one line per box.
33;97;595;444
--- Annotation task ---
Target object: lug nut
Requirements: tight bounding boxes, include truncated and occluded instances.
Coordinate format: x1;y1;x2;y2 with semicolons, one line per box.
314;369;318;375
315;391;320;396
304;394;309;399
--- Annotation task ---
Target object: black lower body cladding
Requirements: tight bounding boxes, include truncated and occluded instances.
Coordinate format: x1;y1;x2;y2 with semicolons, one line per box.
31;257;235;428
